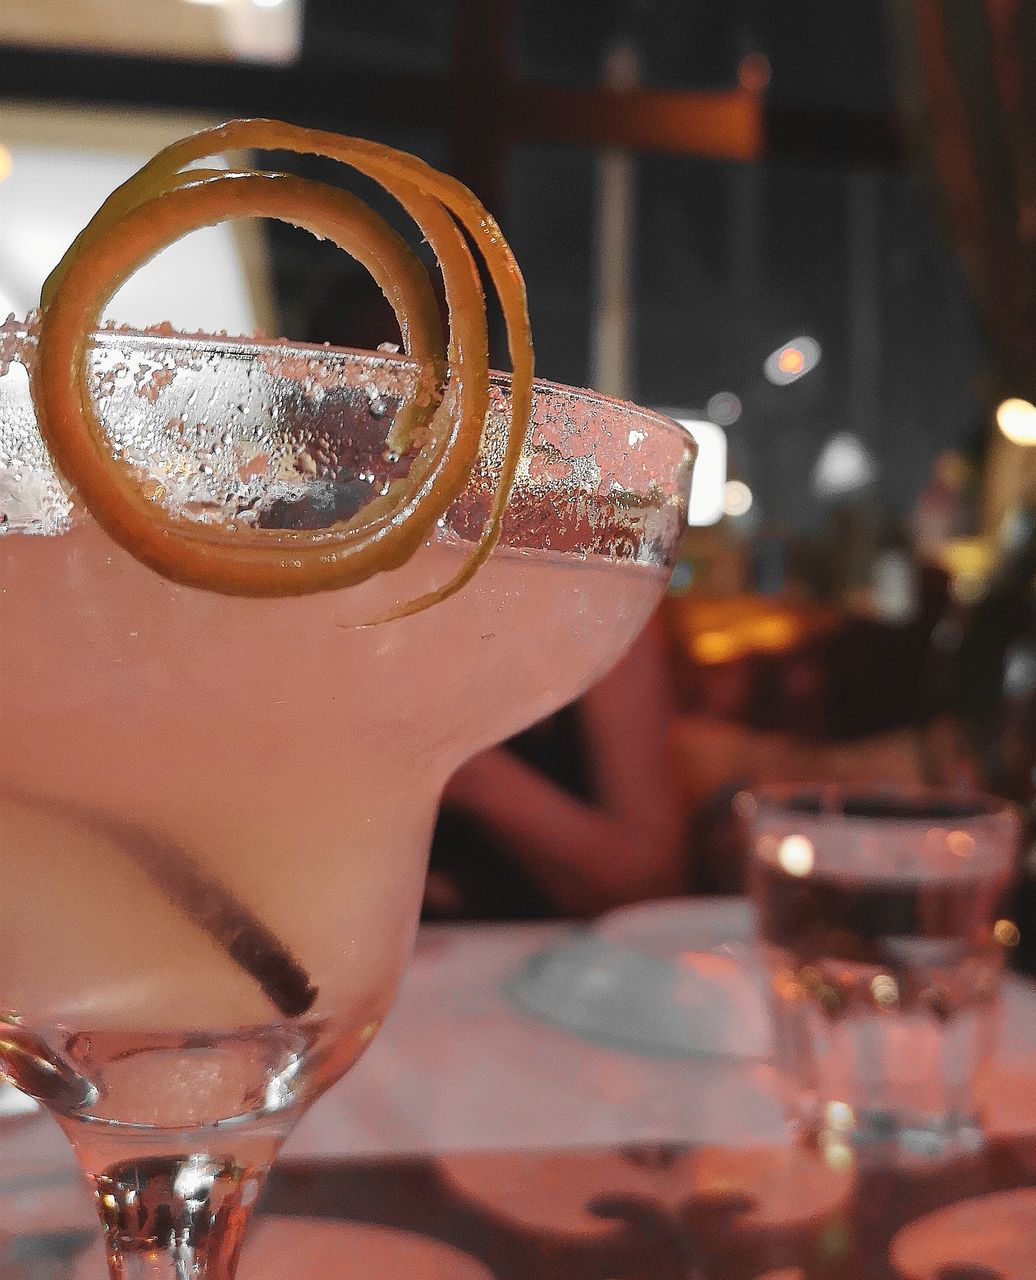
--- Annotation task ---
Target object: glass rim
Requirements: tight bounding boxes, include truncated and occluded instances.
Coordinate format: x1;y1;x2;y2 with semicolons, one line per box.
739;783;1018;828
77;324;700;456
2;318;697;569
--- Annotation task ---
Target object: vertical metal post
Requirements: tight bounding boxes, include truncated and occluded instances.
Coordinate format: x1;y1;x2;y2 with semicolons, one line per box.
590;43;639;399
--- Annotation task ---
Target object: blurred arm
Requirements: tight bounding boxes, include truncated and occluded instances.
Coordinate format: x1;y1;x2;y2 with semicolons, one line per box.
443;614;688;917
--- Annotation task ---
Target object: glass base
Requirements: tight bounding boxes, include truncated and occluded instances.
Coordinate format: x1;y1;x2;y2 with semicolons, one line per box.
802;1101;986;1164
59;1116;287;1279
90;1153;264;1278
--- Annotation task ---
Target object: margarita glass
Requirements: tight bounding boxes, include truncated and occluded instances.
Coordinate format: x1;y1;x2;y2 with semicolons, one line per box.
0;321;695;1277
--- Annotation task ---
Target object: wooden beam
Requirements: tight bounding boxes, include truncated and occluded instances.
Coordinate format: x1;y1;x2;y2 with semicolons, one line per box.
508;84;763;162
0;44;899;167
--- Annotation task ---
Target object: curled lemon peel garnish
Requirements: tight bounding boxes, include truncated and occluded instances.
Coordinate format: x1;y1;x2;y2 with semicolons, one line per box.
34;119;533;612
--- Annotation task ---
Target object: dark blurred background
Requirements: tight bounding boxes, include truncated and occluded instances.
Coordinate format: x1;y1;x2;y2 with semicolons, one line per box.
3;0;1035;962
0;0;987;535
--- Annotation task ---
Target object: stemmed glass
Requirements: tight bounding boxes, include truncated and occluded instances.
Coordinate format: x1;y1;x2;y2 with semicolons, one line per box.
0;320;695;1278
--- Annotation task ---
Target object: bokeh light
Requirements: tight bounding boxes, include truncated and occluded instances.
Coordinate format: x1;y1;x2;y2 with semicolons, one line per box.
765;336;821;385
824;1100;855;1132
870;974;899;1007
996;397;1036;445
723;479;753;517
994;919;1021;948
777;834;815;877
706;390;742;426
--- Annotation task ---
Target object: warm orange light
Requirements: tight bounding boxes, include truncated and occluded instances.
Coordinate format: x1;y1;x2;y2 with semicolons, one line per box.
765;335;821;385
0;145;12;183
994;919;1021;947
751;615;796;648
996;397;1036;445
674;597;838;666
691;612;795;664
777;346;805;375
947;830;975;859
694;630;742;665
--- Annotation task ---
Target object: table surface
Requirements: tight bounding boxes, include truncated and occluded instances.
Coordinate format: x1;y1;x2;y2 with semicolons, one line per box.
2;901;1035;1278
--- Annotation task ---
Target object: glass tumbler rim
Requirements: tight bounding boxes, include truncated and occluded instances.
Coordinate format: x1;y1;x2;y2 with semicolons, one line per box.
739;783;1018;829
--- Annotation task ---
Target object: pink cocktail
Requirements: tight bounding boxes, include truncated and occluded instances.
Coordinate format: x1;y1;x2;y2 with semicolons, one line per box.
0;323;694;1276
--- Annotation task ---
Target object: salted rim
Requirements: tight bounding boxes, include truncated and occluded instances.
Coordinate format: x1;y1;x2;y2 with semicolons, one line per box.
96;326;699;457
3;319;696;458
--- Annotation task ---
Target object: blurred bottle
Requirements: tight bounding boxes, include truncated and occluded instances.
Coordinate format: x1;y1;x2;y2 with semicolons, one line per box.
950;506;1036;976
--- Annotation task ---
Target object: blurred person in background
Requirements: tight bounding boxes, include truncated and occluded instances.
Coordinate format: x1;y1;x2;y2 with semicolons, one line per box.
426;574;981;918
426;613;690;919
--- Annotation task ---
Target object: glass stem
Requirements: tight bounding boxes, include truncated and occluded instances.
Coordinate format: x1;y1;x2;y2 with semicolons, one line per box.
62;1125;284;1280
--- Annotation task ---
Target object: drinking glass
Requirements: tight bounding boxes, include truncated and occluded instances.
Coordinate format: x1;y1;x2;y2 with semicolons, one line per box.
745;786;1019;1157
0;320;695;1277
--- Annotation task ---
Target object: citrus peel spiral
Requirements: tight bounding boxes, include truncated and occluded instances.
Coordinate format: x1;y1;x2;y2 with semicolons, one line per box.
33;119;533;612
